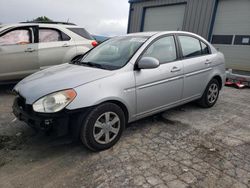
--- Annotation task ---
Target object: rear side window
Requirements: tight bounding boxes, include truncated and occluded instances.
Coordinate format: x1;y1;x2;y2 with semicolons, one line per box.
179;36;202;58
0;29;31;46
200;41;210;55
142;36;177;64
39;28;70;43
68;28;94;40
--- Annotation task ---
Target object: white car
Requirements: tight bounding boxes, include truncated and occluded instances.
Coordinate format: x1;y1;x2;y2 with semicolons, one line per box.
0;21;97;83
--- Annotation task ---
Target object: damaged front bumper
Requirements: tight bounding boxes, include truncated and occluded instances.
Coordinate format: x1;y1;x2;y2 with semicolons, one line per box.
12;94;70;136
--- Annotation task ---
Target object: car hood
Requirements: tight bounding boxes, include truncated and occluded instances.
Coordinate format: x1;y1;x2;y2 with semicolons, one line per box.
14;63;114;104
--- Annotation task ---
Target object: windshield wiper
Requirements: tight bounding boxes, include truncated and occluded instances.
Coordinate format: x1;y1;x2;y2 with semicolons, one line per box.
71;59;82;65
72;61;105;69
82;62;104;68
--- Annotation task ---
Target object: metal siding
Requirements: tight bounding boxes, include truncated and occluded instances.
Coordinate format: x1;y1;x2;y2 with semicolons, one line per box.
200;0;211;37
128;0;216;39
204;0;217;39
188;0;197;32
194;0;203;33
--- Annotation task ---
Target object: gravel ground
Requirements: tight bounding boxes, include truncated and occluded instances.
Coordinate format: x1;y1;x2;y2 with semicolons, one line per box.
0;85;249;188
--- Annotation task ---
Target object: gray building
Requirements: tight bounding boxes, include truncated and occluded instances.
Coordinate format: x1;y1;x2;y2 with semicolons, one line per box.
127;0;250;74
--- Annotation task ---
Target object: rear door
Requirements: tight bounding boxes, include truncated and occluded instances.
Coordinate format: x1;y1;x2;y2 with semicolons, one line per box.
0;26;39;81
177;35;214;100
38;27;76;70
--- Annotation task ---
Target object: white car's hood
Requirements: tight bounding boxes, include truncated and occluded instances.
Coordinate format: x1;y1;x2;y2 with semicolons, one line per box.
14;63;114;104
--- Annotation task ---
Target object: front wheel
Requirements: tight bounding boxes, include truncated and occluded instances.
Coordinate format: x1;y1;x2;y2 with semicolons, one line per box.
198;79;220;108
80;103;125;151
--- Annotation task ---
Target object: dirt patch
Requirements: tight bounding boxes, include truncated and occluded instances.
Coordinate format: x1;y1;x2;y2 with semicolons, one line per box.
0;134;25;151
0;135;12;149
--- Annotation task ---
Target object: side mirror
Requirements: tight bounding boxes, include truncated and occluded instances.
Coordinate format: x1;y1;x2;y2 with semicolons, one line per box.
137;57;160;69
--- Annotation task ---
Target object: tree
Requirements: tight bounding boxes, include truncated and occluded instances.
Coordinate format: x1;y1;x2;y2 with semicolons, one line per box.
32;16;53;22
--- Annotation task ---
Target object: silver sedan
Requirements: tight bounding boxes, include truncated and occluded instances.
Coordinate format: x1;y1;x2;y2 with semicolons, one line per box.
13;31;226;151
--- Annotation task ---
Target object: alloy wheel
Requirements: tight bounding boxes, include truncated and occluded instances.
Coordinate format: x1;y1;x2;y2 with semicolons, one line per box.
207;83;218;104
93;112;120;144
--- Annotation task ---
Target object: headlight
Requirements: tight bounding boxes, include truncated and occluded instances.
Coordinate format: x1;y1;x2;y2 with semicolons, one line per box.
33;89;77;113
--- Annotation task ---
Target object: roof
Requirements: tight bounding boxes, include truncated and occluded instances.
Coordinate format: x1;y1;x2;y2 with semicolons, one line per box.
128;0;150;3
126;32;157;37
0;23;82;30
20;21;76;25
124;31;207;40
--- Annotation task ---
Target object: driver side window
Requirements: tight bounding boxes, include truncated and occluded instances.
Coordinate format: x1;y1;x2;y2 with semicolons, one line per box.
142;36;177;64
0;29;31;46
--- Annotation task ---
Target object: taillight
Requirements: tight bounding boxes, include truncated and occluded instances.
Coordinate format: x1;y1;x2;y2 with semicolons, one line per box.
91;41;98;47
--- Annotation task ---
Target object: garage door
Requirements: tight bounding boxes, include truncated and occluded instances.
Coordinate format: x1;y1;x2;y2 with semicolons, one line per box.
211;0;250;72
143;4;186;31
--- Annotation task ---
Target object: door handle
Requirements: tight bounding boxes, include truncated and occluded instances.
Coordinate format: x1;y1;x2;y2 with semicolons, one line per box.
62;43;69;47
171;66;181;73
24;48;35;53
205;59;212;65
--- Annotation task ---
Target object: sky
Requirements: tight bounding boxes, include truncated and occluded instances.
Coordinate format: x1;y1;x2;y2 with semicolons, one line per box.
0;0;130;36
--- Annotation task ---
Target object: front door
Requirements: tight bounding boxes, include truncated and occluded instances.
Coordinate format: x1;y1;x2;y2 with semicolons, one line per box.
0;26;39;81
135;35;184;117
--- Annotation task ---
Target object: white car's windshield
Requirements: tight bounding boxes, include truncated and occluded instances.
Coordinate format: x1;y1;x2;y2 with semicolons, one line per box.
79;36;149;70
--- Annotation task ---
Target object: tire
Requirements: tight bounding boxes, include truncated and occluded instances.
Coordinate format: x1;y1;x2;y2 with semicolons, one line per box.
198;79;220;108
79;103;125;151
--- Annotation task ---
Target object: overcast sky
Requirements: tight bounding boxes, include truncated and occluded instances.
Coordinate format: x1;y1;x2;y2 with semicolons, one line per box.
0;0;130;36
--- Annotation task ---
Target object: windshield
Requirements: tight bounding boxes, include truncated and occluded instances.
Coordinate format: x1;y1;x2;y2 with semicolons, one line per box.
79;36;149;70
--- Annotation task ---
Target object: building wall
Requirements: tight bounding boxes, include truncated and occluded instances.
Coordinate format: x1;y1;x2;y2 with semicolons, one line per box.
128;0;217;40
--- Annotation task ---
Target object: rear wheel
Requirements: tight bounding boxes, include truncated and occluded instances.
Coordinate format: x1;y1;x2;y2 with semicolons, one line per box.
80;103;125;151
198;79;220;108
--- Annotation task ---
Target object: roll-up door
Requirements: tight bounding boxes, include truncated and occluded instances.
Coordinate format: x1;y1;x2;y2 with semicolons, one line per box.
143;4;186;32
